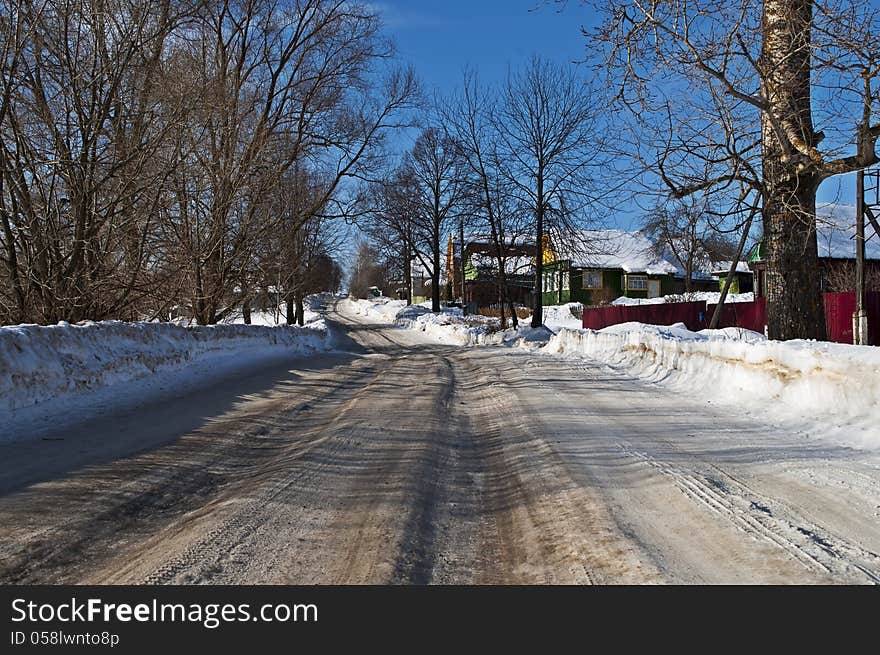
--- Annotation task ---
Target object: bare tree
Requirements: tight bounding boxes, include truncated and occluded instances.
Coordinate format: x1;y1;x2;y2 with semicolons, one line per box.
495;56;605;327
403;127;467;313
440;72;531;328
0;0;415;326
360;167;420;304
0;0;189;323
644;198;737;291
822;259;880;292
577;0;880;339
348;240;390;299
163;0;415;324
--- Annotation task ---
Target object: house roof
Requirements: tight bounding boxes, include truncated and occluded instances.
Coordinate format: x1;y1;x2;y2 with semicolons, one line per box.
551;230;679;275
468;253;535;275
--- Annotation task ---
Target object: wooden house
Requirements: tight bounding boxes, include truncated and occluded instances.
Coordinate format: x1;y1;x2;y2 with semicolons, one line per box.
541;230;679;306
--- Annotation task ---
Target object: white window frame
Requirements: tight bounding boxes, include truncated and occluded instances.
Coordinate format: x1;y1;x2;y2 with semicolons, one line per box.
625;274;649;291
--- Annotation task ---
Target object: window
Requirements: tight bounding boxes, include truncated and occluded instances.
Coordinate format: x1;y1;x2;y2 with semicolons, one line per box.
561;271;570;291
582;271;602;289
625;275;648;291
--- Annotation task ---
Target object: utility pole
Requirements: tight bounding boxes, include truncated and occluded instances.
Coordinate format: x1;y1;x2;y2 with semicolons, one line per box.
855;169;868;345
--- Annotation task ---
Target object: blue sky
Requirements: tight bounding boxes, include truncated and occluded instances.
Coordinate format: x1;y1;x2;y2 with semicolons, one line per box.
375;1;593;92
372;0;862;226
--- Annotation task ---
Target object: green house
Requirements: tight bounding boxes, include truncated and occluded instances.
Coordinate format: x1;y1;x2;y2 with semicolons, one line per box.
541;230;679;306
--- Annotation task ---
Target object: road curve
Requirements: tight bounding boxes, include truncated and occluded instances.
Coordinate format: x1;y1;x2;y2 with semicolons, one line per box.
0;299;878;584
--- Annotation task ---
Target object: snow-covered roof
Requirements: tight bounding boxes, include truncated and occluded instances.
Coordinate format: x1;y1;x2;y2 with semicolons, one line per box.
815;203;880;260
553;230;678;275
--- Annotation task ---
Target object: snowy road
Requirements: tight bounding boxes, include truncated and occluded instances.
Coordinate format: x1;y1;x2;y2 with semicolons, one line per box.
1;299;879;584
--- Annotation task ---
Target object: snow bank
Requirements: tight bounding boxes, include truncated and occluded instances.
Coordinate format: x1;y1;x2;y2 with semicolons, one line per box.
0;320;329;421
346;296;409;323
395;306;517;346
541;303;583;331
545;323;880;449
612;292;754;306
352;298;500;346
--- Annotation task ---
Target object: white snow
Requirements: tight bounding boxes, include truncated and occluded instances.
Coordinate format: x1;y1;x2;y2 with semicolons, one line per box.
541;303;584;330
553;229;679;275
346;297;553;347
612;292;755;306
0;316;330;444
171;294;327;328
467;253;535;275
347;296;410;323
710;261;752;274
347;296;880;451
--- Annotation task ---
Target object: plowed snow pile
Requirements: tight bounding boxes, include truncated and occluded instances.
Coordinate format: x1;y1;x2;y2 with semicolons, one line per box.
551;323;880;449
0;320;329;443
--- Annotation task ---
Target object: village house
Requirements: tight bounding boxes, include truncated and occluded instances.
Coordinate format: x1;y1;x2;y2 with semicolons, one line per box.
541;230;680;306
449;228;757;310
444;236;538;308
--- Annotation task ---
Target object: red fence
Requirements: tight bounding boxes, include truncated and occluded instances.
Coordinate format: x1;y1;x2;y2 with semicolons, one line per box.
823;291;880;345
706;299;767;334
582;292;880;345
581;301;707;332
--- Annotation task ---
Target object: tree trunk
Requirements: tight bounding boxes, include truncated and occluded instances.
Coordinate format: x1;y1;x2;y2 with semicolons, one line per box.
194;262;208;325
242;297;251;325
531;176;544;328
763;184;826;340
295;294;305;326
684;255;693;293
761;0;826;340
286;297;295;325
459;220;468;315
432;235;441;313
498;282;507;329
0;210;26;323
404;240;412;306
709;209;755;329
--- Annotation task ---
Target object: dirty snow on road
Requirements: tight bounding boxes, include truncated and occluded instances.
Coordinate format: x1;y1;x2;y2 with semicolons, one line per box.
0;298;878;584
348;297;880;452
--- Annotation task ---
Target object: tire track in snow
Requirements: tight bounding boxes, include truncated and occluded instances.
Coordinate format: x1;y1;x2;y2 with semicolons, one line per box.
619;444;880;584
138;360;389;584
